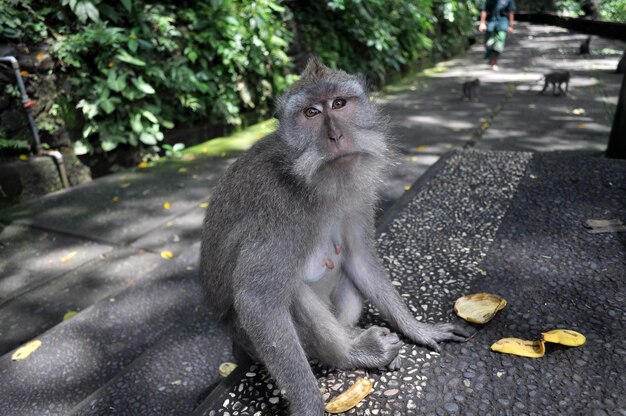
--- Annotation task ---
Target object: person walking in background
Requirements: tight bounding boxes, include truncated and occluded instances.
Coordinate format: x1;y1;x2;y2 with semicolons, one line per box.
479;0;516;71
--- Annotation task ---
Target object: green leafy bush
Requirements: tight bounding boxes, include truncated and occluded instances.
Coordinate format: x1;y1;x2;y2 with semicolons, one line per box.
51;0;292;158
1;0;478;168
288;0;476;85
600;0;626;21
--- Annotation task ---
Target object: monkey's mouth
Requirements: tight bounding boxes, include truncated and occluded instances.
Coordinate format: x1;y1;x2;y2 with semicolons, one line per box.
328;151;362;169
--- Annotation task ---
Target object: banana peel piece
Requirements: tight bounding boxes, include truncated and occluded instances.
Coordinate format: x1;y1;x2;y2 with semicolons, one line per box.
491;338;546;358
218;362;238;378
542;329;586;347
325;377;373;414
454;293;507;324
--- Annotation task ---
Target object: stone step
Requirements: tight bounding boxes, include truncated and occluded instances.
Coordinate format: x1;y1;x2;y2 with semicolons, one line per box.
67;302;232;416
0;245;164;355
0;243;206;416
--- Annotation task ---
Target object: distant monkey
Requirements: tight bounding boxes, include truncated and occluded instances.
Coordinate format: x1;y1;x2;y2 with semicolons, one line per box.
579;36;591;55
540;71;570;96
200;58;471;415
462;78;480;101
617;50;626;74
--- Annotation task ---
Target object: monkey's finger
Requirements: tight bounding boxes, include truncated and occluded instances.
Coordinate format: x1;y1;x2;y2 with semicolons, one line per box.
433;323;475;338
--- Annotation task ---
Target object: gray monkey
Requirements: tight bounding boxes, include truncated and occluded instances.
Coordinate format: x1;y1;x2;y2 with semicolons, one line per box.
462;78;480;101
200;58;472;415
540;71;570;96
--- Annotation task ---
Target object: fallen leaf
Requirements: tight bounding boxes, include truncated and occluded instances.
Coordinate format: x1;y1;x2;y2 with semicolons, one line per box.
571;108;586;115
163;202;171;210
119;182;131;188
577;123;587;129
528;104;537;109
170;380;182;385
160;250;174;259
112;196;120;203
137;161;149;168
454;293;507;324
178;168;188;173
199;202;209;208
61;251;77;263
20;70;29;76
63;311;78;321
165;221;174;227
19;154;28;160
477;268;487;276
414;145;427;151
12;340;42;361
219;152;227;157
404;185;411;191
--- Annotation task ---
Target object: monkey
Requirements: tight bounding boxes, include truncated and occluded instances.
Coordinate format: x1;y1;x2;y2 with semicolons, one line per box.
462;78;480;101
616;50;626;74
540;71;570;96
579;36;591;55
199;58;472;415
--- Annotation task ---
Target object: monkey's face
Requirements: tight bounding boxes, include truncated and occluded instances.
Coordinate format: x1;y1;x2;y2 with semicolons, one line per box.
278;79;391;188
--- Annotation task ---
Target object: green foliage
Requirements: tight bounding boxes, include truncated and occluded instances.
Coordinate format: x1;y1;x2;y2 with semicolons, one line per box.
600;0;626;21
288;0;476;85
0;136;30;151
50;0;292;157
1;0;479;164
0;0;51;41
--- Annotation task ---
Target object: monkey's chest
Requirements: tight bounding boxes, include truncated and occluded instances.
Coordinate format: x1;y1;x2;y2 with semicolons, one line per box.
303;243;343;283
302;223;344;284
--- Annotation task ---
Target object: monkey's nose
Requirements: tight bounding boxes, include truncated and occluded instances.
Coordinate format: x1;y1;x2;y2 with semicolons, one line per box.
329;134;343;143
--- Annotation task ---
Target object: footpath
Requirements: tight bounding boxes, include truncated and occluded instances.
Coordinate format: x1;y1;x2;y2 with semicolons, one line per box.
0;22;624;415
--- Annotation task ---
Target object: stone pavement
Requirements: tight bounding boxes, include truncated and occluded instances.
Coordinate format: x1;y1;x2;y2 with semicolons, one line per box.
0;22;624;416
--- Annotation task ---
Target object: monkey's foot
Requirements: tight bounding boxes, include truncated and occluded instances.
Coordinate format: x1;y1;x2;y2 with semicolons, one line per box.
409;322;475;352
351;326;402;369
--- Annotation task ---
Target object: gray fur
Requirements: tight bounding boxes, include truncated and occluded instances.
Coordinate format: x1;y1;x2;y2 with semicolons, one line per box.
200;58;472;416
540;71;570;96
462;78;480;101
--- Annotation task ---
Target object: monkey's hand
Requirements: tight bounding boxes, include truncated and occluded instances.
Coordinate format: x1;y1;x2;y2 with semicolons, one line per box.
407;322;475;352
478;22;487;32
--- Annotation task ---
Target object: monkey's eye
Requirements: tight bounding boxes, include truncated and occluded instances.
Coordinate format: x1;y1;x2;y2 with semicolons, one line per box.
304;107;320;118
332;98;347;109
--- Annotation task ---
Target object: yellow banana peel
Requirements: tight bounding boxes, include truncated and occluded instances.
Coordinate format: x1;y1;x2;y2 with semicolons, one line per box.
541;329;586;347
325;377;373;414
454;293;507;324
491;338;546;358
218;362;238;378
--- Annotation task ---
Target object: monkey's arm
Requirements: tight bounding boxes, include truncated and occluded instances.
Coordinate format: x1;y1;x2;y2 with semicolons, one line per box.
234;282;324;415
344;233;472;351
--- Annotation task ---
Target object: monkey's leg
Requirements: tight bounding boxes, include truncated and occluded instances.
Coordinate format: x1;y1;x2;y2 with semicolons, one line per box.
540;81;548;95
234;290;324;416
294;285;402;370
344;245;473;351
331;274;364;327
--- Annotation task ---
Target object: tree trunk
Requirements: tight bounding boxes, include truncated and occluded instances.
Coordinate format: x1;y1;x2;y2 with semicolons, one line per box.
606;72;626;159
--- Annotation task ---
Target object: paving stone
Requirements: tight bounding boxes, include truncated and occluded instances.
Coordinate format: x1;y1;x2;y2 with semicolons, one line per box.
0;224;112;303
0;159;230;245
0;243;207;416
0;246;164;355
